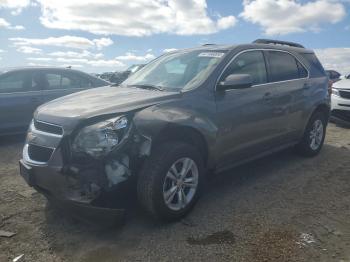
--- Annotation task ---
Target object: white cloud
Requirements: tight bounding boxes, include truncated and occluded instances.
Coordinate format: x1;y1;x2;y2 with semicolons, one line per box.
27;62;84;69
48;50;104;59
28;57;53;62
0;0;30;15
0;17;25;30
315;48;350;75
240;0;346;35
27;56;126;68
93;38;113;50
163;48;178;53
36;0;237;36
115;52;155;61
217;16;237;30
85;59;125;67
9;35;113;50
25;49;157;70
0;18;11;28
17;46;42;54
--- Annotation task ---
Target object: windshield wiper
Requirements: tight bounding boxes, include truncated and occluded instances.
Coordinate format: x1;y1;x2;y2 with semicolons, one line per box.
128;84;164;91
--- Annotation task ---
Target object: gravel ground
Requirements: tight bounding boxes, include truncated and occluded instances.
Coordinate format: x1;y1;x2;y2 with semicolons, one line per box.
0;123;350;262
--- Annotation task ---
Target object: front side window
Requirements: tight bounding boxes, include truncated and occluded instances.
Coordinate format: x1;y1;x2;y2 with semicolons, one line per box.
268;51;303;82
123;50;227;91
0;72;32;93
221;51;268;85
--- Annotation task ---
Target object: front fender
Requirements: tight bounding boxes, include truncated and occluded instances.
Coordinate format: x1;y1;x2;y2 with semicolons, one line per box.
133;103;218;168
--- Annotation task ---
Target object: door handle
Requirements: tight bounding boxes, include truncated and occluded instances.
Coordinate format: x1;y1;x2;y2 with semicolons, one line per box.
303;83;311;90
31;97;40;103
263;92;273;103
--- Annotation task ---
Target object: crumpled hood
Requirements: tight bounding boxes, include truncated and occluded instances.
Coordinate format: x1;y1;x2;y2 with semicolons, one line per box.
333;79;350;90
35;85;180;131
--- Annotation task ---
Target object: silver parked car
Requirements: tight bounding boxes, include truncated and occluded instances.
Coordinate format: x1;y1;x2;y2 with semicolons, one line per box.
0;67;109;135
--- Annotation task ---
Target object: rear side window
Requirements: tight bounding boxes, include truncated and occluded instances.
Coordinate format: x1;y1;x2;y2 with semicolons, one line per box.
221;51;267;85
302;53;325;77
44;72;92;90
0;72;32;93
297;60;308;78
46;73;61;89
61;74;92;89
267;51;301;82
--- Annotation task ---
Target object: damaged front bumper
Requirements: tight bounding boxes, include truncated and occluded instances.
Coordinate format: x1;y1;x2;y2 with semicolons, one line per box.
19;120;151;223
20;159;125;224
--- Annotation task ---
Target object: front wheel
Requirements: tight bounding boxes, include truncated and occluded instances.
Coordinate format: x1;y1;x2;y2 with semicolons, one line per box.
295;112;327;157
137;142;204;221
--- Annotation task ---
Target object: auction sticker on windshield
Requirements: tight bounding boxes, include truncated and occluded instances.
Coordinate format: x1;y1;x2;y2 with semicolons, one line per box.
198;52;225;58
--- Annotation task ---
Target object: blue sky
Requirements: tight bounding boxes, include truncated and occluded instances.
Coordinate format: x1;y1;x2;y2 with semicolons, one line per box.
0;0;350;73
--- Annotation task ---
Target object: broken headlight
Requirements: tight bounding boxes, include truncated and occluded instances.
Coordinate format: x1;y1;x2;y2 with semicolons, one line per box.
72;116;130;158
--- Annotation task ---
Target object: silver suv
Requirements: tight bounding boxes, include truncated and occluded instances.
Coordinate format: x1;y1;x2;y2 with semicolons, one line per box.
19;39;330;222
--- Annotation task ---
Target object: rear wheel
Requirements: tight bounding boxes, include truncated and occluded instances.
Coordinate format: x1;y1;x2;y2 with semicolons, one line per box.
137;142;204;221
295;112;327;157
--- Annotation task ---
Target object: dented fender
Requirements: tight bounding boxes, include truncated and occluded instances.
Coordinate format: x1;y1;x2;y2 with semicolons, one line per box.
132;99;218;168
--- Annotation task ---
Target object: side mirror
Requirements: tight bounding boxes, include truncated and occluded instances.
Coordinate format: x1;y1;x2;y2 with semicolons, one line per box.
217;74;253;91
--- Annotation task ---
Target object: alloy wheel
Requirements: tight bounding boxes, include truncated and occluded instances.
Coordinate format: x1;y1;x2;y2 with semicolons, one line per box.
309;119;324;151
162;157;199;211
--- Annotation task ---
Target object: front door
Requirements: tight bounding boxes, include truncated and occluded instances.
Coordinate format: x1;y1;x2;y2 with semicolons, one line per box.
214;50;280;169
0;71;42;134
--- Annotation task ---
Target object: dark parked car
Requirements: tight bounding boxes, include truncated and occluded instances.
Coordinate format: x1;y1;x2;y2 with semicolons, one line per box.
109;64;146;85
20;39;330;222
326;70;341;84
0;67;109;135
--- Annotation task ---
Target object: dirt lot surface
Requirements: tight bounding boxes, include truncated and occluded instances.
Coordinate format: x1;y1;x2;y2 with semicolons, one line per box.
1;123;350;262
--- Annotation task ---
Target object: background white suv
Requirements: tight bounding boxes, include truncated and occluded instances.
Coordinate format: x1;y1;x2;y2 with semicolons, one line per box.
331;75;350;122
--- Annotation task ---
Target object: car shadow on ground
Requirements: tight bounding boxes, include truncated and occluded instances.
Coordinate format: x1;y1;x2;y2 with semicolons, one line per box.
37;143;350;261
0;134;26;146
330;117;350;129
42;145;329;230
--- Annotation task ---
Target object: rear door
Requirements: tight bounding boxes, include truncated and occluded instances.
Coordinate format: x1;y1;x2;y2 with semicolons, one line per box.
41;70;93;104
0;71;42;134
215;50;280;168
265;50;309;141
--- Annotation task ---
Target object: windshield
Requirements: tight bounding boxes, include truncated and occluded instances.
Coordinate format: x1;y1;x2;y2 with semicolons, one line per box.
127;65;144;73
123;50;227;91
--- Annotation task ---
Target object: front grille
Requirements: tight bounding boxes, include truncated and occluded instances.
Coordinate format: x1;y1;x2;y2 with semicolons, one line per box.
339;90;350;99
34;120;63;135
28;144;54;162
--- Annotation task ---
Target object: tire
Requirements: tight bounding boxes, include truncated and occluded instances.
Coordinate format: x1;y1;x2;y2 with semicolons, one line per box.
295;111;327;157
137;141;205;221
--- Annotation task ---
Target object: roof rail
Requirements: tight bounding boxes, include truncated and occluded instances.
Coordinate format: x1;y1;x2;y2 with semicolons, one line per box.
202;43;216;46
253;39;305;49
